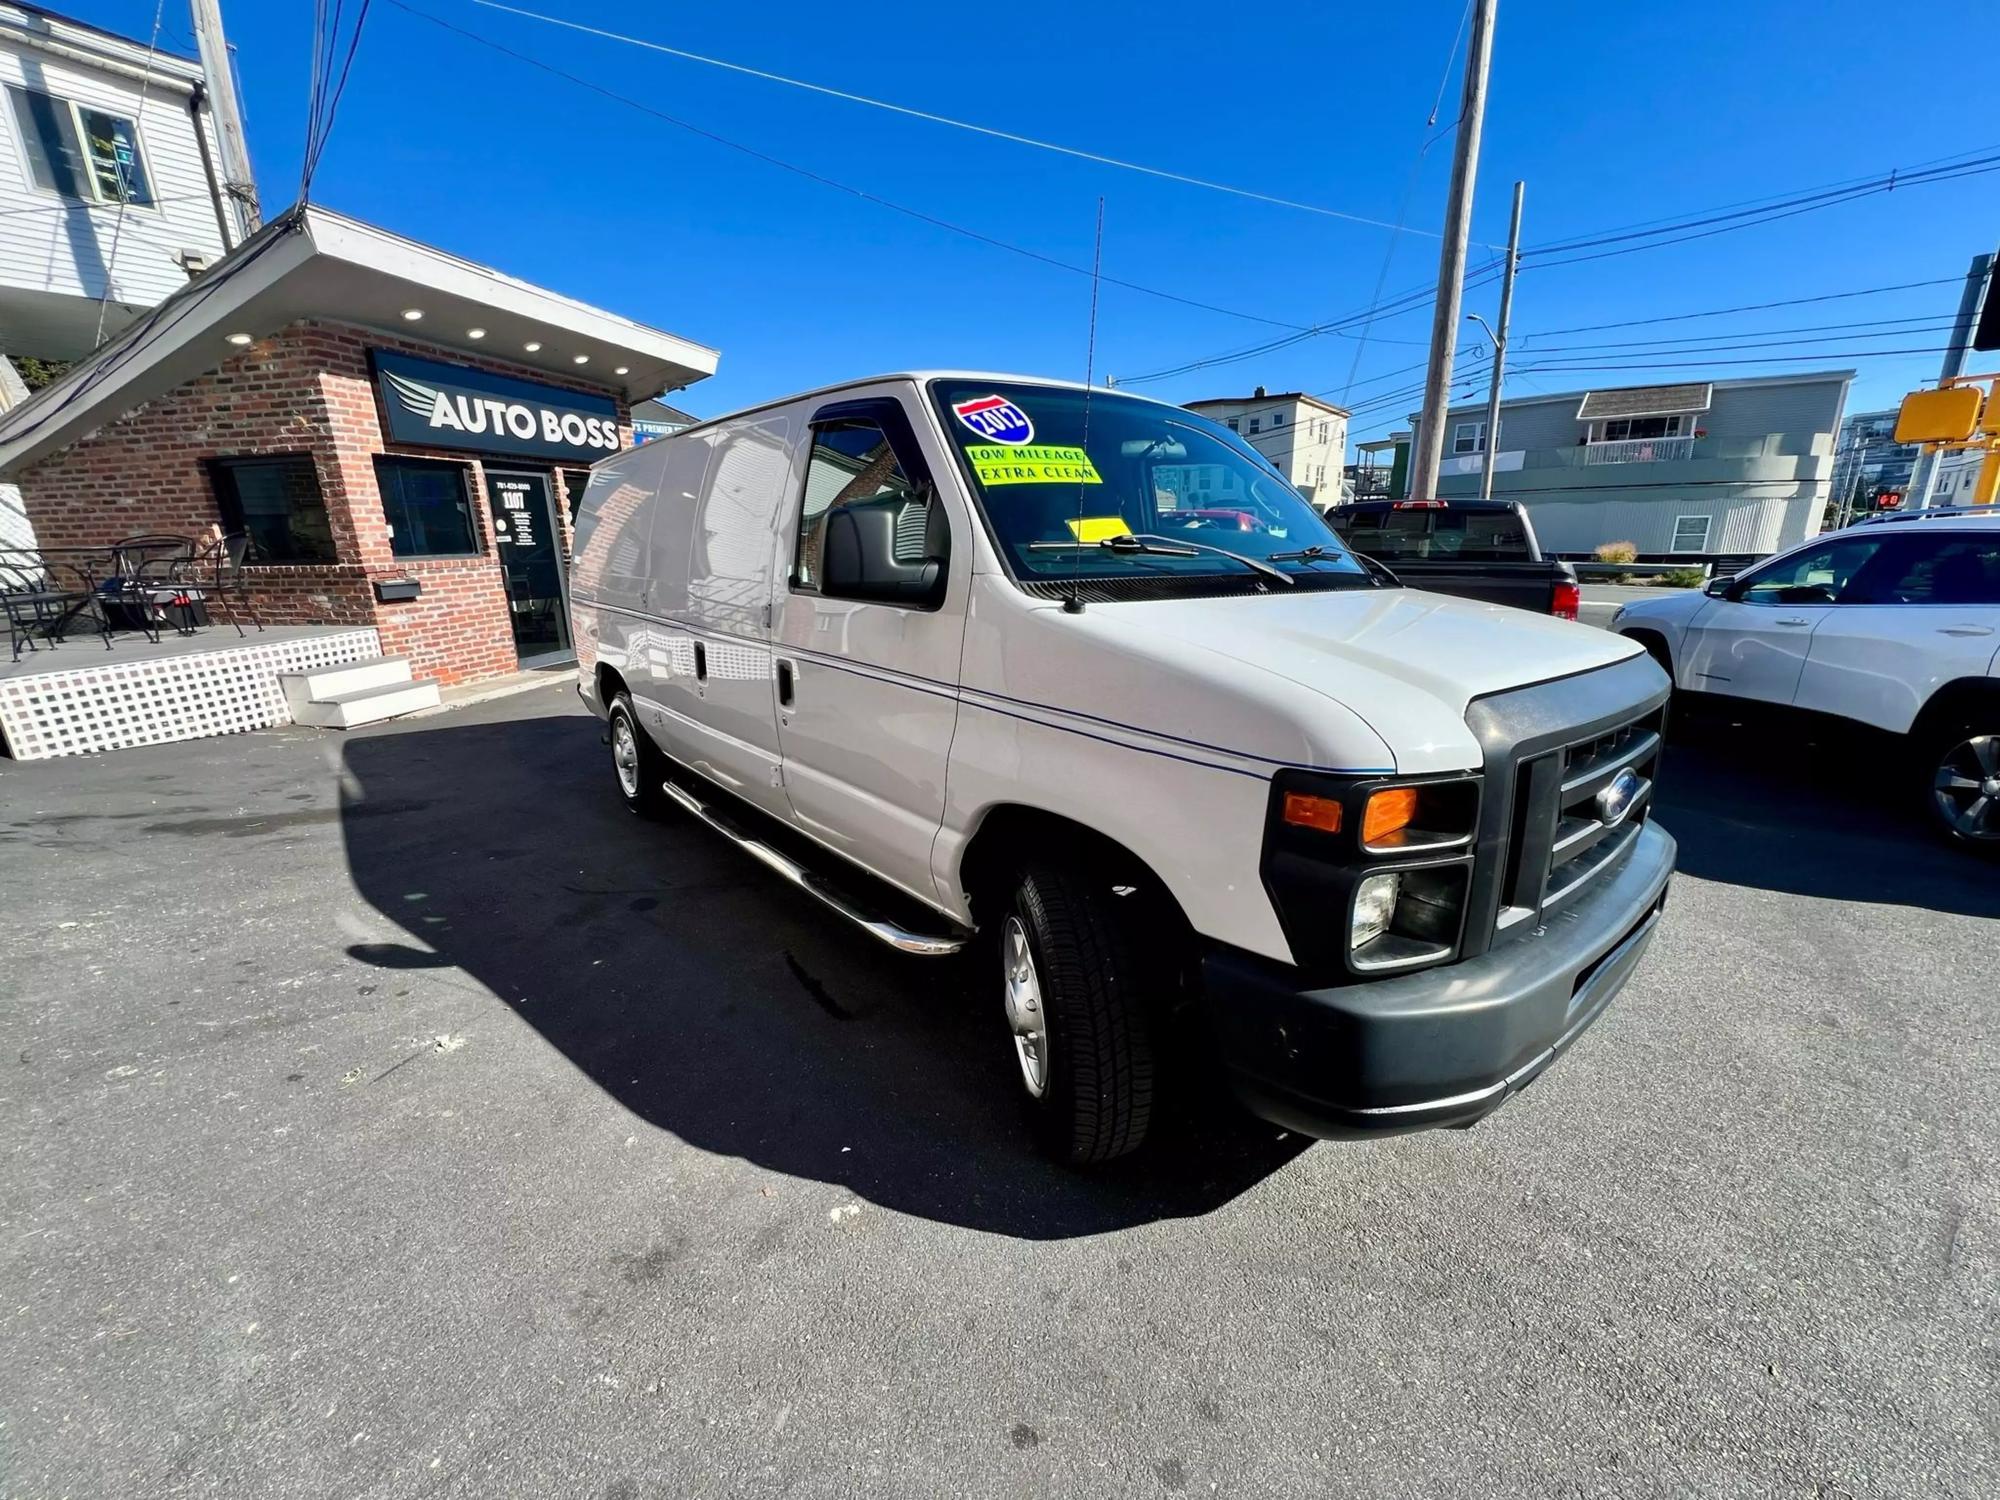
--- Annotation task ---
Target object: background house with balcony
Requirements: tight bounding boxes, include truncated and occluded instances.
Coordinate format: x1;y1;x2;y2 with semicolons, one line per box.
1406;371;1854;561
1;2;235;545
1183;388;1349;505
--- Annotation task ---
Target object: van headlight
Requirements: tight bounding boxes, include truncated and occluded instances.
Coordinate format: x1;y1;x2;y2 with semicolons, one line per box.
1352;872;1400;948
1263;770;1482;979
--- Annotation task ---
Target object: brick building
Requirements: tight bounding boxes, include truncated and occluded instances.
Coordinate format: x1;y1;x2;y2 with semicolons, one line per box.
0;205;716;685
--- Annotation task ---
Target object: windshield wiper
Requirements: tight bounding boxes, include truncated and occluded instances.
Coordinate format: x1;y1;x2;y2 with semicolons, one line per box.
1270;544;1400;588
1028;532;1294;586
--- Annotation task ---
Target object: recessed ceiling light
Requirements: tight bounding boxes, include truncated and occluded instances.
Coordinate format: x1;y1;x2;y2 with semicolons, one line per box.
523;341;542;353
466;327;486;340
225;332;253;346
572;354;589;365
400;308;424;322
614;366;629;375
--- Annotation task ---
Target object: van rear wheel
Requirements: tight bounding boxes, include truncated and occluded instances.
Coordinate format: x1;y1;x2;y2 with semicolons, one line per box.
1002;863;1157;1164
608;693;671;819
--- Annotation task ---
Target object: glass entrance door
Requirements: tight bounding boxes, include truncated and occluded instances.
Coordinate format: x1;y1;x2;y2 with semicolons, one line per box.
484;469;572;664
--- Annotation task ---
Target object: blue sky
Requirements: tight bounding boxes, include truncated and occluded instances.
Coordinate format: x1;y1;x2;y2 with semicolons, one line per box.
100;0;1996;437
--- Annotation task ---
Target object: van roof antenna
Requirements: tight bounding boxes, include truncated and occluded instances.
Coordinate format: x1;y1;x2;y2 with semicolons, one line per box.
1065;196;1106;616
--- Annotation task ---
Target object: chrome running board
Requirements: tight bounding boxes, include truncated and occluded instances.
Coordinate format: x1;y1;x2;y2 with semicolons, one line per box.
660;781;967;956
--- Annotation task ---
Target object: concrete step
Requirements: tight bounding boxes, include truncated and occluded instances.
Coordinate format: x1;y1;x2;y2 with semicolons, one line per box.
279;655;412;715
289;678;441;729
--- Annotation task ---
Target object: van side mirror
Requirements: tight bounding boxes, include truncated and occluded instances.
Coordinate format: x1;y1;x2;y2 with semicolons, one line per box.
1703;575;1735;599
821;491;948;608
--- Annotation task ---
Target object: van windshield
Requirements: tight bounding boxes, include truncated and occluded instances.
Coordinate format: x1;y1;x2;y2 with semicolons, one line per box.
927;379;1366;590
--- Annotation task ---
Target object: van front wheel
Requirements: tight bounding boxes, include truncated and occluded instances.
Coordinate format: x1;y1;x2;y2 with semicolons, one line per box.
608;693;671;819
1003;863;1157;1164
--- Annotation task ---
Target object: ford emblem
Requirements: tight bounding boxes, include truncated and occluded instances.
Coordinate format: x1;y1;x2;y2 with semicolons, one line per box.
1594;767;1644;827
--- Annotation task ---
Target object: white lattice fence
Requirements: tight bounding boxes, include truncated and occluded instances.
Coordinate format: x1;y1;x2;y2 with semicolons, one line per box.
0;629;380;761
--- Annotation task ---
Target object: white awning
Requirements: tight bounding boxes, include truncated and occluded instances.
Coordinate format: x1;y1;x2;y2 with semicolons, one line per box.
1576;382;1713;421
0;204;718;476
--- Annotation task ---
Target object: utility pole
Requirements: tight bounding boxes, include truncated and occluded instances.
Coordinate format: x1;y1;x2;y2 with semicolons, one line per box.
1410;0;1498;503
1470;180;1525;500
190;0;260;240
1909;249;1992;508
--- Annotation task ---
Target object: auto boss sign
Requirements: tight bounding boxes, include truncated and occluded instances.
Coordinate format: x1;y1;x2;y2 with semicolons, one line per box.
370;349;622;464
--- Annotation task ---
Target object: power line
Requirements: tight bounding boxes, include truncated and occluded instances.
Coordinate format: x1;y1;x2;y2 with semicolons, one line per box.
1525;148;2000;257
386;0;1316;333
1510;321;1955;358
1510;345;1949;373
1115;267;1504;387
1519;141;2000;253
457;0;1460;239
1517;276;1964;338
1520;159;2000;269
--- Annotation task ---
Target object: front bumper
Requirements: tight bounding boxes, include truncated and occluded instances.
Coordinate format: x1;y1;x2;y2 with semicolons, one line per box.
1201;820;1675;1138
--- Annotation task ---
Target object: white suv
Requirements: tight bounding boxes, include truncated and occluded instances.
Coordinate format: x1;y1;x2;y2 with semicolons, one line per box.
1613;510;2000;852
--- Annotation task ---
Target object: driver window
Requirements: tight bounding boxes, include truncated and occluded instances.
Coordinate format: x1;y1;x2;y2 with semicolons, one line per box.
1736;538;1884;605
795;416;940;596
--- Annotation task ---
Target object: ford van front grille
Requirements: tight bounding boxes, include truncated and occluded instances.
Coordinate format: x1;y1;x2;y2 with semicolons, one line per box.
1459;654;1671;958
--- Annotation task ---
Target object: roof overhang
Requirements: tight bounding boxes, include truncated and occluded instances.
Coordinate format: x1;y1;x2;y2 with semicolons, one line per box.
0;204;719;476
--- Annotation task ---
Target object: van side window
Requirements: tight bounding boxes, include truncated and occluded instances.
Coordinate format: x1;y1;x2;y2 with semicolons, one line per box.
794;412;947;607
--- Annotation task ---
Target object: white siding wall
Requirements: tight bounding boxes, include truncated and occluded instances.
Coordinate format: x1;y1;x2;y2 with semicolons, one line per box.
1184;397;1348;500
0;28;227;312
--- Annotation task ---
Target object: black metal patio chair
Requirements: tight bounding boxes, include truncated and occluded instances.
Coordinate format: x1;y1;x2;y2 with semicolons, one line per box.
0;553;113;662
133;533;262;638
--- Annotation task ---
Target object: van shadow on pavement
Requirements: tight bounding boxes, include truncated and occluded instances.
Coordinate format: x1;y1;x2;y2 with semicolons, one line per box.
1651;722;2000;919
337;702;1307;1241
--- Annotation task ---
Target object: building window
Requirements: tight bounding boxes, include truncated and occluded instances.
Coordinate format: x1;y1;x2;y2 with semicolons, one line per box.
1602;415;1687;442
1271;412;1284;427
1452;421;1486;455
1670;515;1712;554
1226;417;1239;431
1248;418;1261;434
376;456;481;557
207;455;336;563
6;86;153;205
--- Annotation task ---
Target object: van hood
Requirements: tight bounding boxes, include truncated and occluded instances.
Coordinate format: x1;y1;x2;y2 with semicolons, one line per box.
1089;586;1641;774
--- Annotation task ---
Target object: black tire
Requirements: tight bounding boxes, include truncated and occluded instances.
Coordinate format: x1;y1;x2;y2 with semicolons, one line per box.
1002;862;1158;1164
607;692;672;819
1916;718;2000;858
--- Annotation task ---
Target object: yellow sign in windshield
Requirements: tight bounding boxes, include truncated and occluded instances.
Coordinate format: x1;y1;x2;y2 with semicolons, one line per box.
966;444;1103;486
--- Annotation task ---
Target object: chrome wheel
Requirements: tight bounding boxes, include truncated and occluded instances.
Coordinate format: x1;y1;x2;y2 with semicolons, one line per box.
1002;916;1049;1098
611;712;642;800
1933;734;2000;842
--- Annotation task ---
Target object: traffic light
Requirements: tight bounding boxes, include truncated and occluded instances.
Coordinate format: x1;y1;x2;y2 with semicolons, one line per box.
1874;488;1904;510
1975;269;2000;352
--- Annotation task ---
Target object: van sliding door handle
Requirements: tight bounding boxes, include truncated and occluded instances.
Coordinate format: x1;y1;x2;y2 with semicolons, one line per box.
693;642;707;681
776;660;795;706
1774;617;1812;627
1937;625;1994;637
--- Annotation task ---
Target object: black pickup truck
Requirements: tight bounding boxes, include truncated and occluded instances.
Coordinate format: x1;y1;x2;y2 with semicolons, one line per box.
1323;498;1581;619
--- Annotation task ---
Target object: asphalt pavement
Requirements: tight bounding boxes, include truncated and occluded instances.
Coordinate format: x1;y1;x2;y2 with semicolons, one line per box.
3;685;1995;1498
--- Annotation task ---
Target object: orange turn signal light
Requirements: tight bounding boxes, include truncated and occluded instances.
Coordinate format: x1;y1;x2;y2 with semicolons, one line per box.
1281;791;1343;833
1362;787;1421;845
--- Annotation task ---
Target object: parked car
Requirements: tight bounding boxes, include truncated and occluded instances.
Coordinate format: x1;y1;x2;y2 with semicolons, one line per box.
1613;508;2000;853
1322;497;1582;619
571;374;1675;1162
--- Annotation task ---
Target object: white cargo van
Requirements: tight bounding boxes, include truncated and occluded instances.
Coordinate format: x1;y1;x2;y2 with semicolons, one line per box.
571;374;1675;1162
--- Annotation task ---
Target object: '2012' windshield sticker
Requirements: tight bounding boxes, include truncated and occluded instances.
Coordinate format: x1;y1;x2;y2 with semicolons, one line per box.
965;444;1103;486
951;394;1035;445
